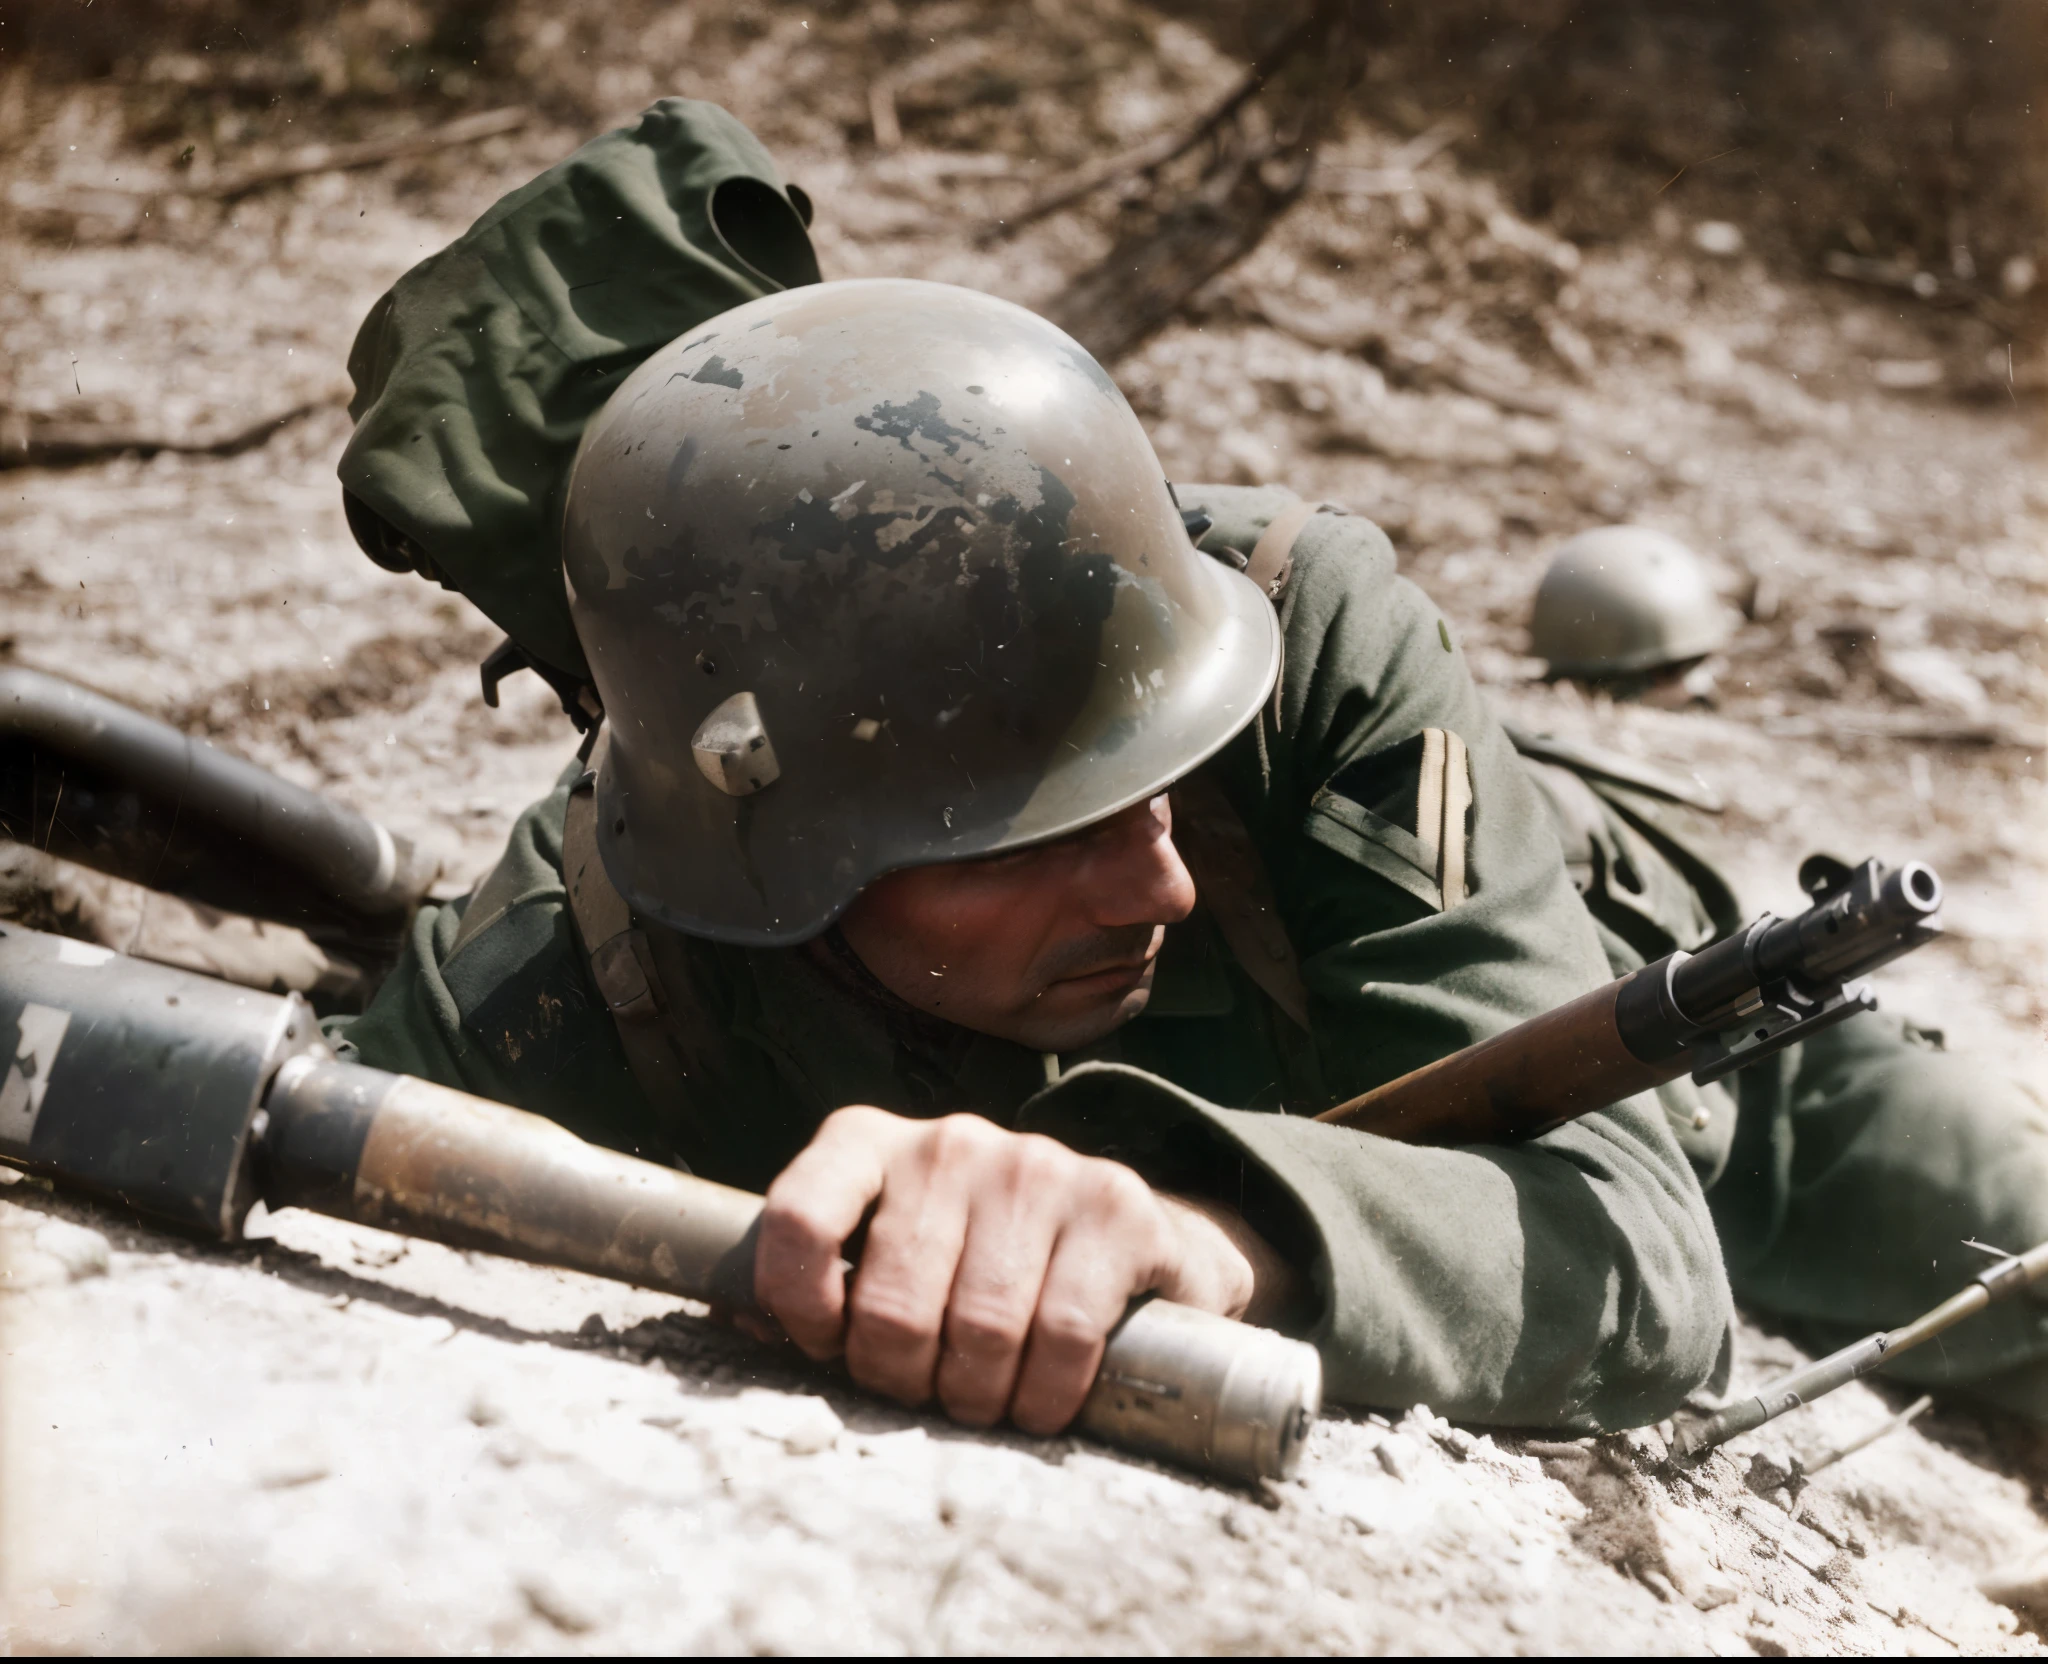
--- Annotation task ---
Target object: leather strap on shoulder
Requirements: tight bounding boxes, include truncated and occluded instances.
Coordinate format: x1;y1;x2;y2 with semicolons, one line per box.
562;741;697;1158
1169;770;1311;1031
1244;498;1321;600
1245;497;1341;735
1171;495;1333;1032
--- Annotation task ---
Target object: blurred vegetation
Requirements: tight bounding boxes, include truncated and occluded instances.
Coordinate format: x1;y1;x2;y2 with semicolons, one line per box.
5;0;2041;294
1354;0;2045;282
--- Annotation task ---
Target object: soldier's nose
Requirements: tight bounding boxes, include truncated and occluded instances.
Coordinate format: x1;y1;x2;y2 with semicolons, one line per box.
1086;805;1196;928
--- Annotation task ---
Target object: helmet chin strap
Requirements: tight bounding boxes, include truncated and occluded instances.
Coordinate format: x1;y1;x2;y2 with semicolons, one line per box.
813;923;921;1018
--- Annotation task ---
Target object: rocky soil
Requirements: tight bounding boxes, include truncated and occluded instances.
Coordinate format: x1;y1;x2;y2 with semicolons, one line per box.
6;1178;2048;1655
2;3;2045;1652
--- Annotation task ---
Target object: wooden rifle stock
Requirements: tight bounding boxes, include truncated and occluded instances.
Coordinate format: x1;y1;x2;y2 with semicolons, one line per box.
1315;976;1674;1141
1315;855;1945;1144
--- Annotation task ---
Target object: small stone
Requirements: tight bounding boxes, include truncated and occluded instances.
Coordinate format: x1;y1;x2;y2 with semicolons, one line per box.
1692;221;1745;258
1743;1450;1807;1507
256;1458;333;1490
735;1389;843;1455
1878;647;1989;718
1871;358;1943;391
520;1570;599;1635
1981;1552;2048;1616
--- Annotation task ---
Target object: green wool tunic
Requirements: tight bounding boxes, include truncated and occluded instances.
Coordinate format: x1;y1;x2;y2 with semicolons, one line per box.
337;486;1735;1433
331;97;2048;1432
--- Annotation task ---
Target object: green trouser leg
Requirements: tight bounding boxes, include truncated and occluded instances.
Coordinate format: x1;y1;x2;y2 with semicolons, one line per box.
1710;1012;2048;1417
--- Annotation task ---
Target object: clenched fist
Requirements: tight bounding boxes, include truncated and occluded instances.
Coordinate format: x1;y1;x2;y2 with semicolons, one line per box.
754;1106;1293;1434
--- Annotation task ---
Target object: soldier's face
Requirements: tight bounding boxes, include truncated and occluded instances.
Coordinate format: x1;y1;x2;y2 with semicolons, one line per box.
837;793;1197;1051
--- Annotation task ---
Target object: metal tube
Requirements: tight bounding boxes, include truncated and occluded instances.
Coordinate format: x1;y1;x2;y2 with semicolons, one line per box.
1882;1285;1993;1354
0;922;320;1236
1673;1332;1891;1455
2;928;1319;1488
1080;1295;1319;1481
266;1056;765;1305
1676;1239;2048;1460
1668;918;1772;1032
263;1056;1324;1484
1;665;429;916
1756;860;1944;987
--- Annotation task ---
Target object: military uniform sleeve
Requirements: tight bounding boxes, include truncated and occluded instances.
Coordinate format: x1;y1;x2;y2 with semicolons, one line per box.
326;769;674;1163
1028;491;1732;1432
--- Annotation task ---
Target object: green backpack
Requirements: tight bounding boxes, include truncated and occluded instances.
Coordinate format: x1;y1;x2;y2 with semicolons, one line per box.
338;99;819;717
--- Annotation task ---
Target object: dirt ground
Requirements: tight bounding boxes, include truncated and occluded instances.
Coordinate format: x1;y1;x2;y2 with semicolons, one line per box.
2;3;2045;1653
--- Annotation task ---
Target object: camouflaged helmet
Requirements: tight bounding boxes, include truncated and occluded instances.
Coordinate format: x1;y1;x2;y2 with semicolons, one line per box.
1530;525;1735;677
561;278;1281;946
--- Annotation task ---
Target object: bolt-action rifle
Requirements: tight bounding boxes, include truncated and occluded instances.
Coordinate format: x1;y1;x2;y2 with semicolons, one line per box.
0;852;1941;1485
1316;853;1944;1142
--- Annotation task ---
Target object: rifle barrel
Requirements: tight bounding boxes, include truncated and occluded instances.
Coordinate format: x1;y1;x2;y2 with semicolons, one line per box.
1319;855;1942;1143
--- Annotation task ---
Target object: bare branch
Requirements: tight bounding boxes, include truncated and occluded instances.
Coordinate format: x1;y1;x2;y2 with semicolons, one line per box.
192;107;530;201
0;397;341;471
982;10;1333;245
1039;0;1367;363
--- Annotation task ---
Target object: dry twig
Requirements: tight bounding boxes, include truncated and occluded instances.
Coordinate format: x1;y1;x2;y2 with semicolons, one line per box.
1823;251;2023;334
1762;712;2048;751
188;106;529;201
0;396;342;471
864;39;995;154
1252;295;1562;418
5;107;529;225
1040;0;1367;364
982;9;1339;246
1312;121;1466;199
867;79;903;149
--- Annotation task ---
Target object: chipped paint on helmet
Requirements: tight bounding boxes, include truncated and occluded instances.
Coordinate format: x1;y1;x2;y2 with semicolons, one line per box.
563;278;1279;945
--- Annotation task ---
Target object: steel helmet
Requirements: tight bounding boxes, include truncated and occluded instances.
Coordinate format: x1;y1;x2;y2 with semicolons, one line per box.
561;278;1280;945
1530;525;1735;677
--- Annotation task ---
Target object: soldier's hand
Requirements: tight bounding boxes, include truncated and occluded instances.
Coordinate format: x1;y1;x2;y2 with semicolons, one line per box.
754;1106;1284;1434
